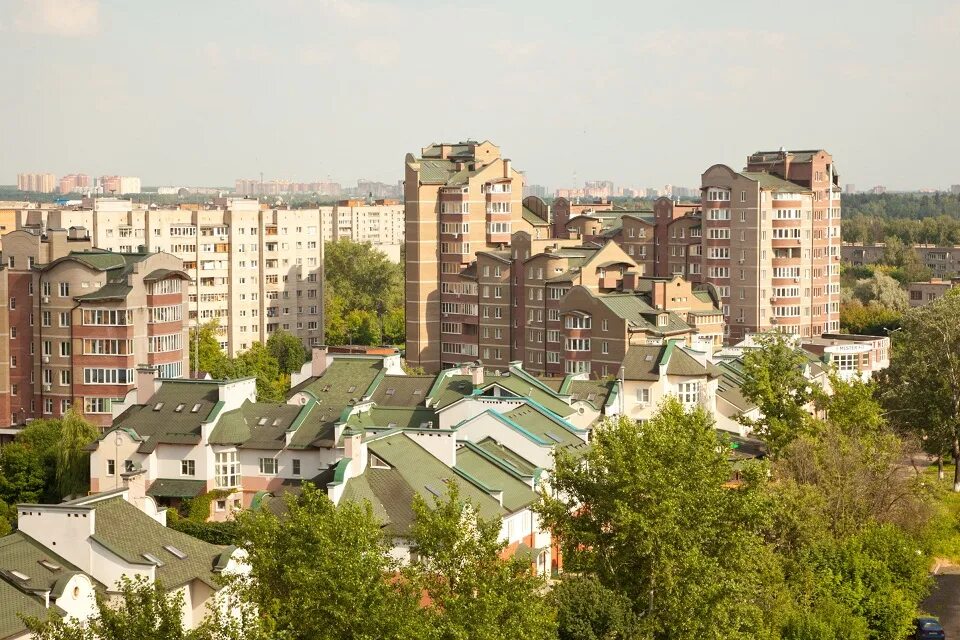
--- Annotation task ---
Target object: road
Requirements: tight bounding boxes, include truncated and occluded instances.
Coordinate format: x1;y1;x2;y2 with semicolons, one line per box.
924;573;960;637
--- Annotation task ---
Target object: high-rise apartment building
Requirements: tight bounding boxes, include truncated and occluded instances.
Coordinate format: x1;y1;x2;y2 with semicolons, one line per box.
701;149;841;341
404;141;537;371
59;174;92;194
16;173;57;193
0;227;189;429
98;176;141;195
331;199;405;261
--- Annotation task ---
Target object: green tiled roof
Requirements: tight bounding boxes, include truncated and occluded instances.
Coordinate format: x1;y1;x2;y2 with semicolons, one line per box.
287;358;387;449
369;375;434;407
455;443;536;512
0;578;51;638
209;400;304;449
107;380;223;450
427;367;574;418
621;344;665;381
739;171;810;193
474;437;540;478
346;407;438;431
0;532;87;595
146;478;207;498
597;293;692;335
74;282;132;301
500;403;589;457
91;497;230;590
343;433;507;536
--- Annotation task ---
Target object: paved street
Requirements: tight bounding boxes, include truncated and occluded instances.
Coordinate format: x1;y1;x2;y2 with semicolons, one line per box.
924;574;960;637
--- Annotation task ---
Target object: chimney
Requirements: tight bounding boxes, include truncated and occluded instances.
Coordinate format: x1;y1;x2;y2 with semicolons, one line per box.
503;159;511;177
622;271;639;291
122;469;149;514
470;364;484;388
136;365;159;404
652;281;667;310
311;346;329;377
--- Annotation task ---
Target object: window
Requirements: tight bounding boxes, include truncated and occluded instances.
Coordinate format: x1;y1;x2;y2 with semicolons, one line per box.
150;306;182;323
678;382;700;406
7;297;13;310
181;460;196;476
564;315;592;329
83;309;130;326
636;388;650;404
42;311;51;327
60;341;71;357
740;190;746;202
565;338;591;351
107;460;116;476
292;459;301;476
215;451;240;488
149;334;183;353
707;189;730;201
83;368;135;385
59;282;70;297
259;458;278;475
84;398;112;413
565;360;591;374
707;208;730;220
59;312;71;327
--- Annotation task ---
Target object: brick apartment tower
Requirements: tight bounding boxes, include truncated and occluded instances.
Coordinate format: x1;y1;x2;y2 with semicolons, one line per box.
700;149;841;341
404;141;525;372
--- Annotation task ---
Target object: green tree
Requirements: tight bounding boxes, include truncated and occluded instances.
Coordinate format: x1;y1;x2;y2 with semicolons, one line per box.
409;483;556;640
879;293;960;491
0;443;46;504
266;329;307;374
233;483;426;640
839;300;902;335
189;320;229;375
325;240;402;313
738;333;820;457
55;410;100;499
344;309;381;346
230;342;285;403
382;306;405;346
550;575;636;640
852;272;909;311
817;373;884;438
538;401;787;639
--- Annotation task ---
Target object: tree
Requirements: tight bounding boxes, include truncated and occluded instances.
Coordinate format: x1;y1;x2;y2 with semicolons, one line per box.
538;401;787;638
189;320;229;375
233;484;427;640
817;373;885;438
738;333;820;457
852;272;909;311
409;483;556;640
344;309;381;346
55;410;100;499
840;300;902;335
0;443;46;504
230;342;285;403
550;575;636;640
266;330;307;374
879;293;960;491
324;240;402;314
382;306;405;346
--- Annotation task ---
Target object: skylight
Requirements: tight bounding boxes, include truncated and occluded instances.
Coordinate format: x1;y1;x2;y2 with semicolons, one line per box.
273;419;281;426
424;485;441;497
644;355;654;362
191;403;202;413
10;570;29;581
545;432;564;443
257;418;268;426
38;560;61;571
385;388;396;396
153;402;164;411
413;389;423;396
347;385;357;393
587;393;597;402
175;403;185;412
387;422;398;428
141;552;164;566
163;545;187;560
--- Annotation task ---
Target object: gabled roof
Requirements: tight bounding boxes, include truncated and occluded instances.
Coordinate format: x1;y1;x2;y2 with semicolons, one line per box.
455;443;536;512
369;375;434;407
427;368;573;418
107;380;224;450
146;478;207;498
621;342;711;381
90;497;232;590
209;401;304;450
522;205;549;226
474;437;540;477
566;379;616;410
0;532;87;596
342;433;508;536
345;407;438;431
499;403;589;457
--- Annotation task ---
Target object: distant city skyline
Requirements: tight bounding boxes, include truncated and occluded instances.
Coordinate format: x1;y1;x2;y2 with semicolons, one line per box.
1;0;958;190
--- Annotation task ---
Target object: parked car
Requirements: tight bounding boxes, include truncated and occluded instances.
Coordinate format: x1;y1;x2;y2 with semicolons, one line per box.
914;617;946;640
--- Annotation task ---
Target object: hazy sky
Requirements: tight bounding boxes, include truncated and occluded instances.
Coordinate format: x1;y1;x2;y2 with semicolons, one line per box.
2;0;958;191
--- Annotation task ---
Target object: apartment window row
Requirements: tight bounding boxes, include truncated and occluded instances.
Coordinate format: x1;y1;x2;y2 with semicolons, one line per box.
83;309;131;326
564;315;591;329
84;397;113;414
441;342;479;356
441;322;462;334
565;338;591;351
772;228;801;239
440;202;468;214
706;189;731;201
149;333;183;353
774;208;802;219
773;267;801;279
772;287;800;298
486;202;512;214
440;242;470;255
83;368;135;385
150;305;183;323
708;247;730;260
707;228;730;239
707;267;730;278
440;302;478;315
148;279;182;295
440;222;470;235
488;222;512;234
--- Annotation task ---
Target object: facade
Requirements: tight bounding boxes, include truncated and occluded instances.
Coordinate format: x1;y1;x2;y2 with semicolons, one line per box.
331;199;404;262
0;227;190;429
98;176;141;195
59;174;91;194
843;242;960;277
701;149;842;342
907;277;960;306
16;174;56;193
0;487;246;638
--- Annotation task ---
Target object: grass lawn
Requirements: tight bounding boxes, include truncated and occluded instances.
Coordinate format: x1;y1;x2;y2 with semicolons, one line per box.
922;464;960;566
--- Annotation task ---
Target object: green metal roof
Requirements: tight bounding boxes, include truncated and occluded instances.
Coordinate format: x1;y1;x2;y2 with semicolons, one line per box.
428;368;574;418
474;437;540;477
91;497;231;590
145;478;208;499
500;403;589;457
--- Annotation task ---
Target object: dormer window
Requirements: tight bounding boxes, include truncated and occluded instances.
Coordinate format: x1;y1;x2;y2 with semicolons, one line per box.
371;455;390;470
657;314;668;327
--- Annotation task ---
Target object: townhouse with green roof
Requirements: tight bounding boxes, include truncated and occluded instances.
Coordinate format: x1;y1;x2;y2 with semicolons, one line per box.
0;486;246;637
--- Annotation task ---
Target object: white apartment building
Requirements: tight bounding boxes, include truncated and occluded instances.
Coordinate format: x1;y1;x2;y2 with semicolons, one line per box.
24;199;326;357
330;199;405;262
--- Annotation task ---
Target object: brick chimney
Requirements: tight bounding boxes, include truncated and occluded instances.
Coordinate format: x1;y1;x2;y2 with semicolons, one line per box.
652;281;667;310
311;346;329;377
622;271;639;291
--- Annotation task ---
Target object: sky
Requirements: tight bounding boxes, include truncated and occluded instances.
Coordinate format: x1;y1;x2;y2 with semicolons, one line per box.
1;0;958;191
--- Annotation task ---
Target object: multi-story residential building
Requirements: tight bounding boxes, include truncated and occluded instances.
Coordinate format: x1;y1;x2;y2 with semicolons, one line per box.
98;175;141;195
17;198;324;356
0;486;246;637
843;242;960;277
16;173;56;193
59;173;92;194
701;149;842;341
906;277;960;306
0;227;189;429
331;199;405;262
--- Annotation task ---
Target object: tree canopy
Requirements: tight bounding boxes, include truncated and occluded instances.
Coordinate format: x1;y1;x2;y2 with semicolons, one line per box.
324;240;404;346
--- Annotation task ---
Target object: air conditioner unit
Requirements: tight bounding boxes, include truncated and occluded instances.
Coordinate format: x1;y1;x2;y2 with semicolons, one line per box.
42;355;50;364
42;296;50;304
42;383;51;392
